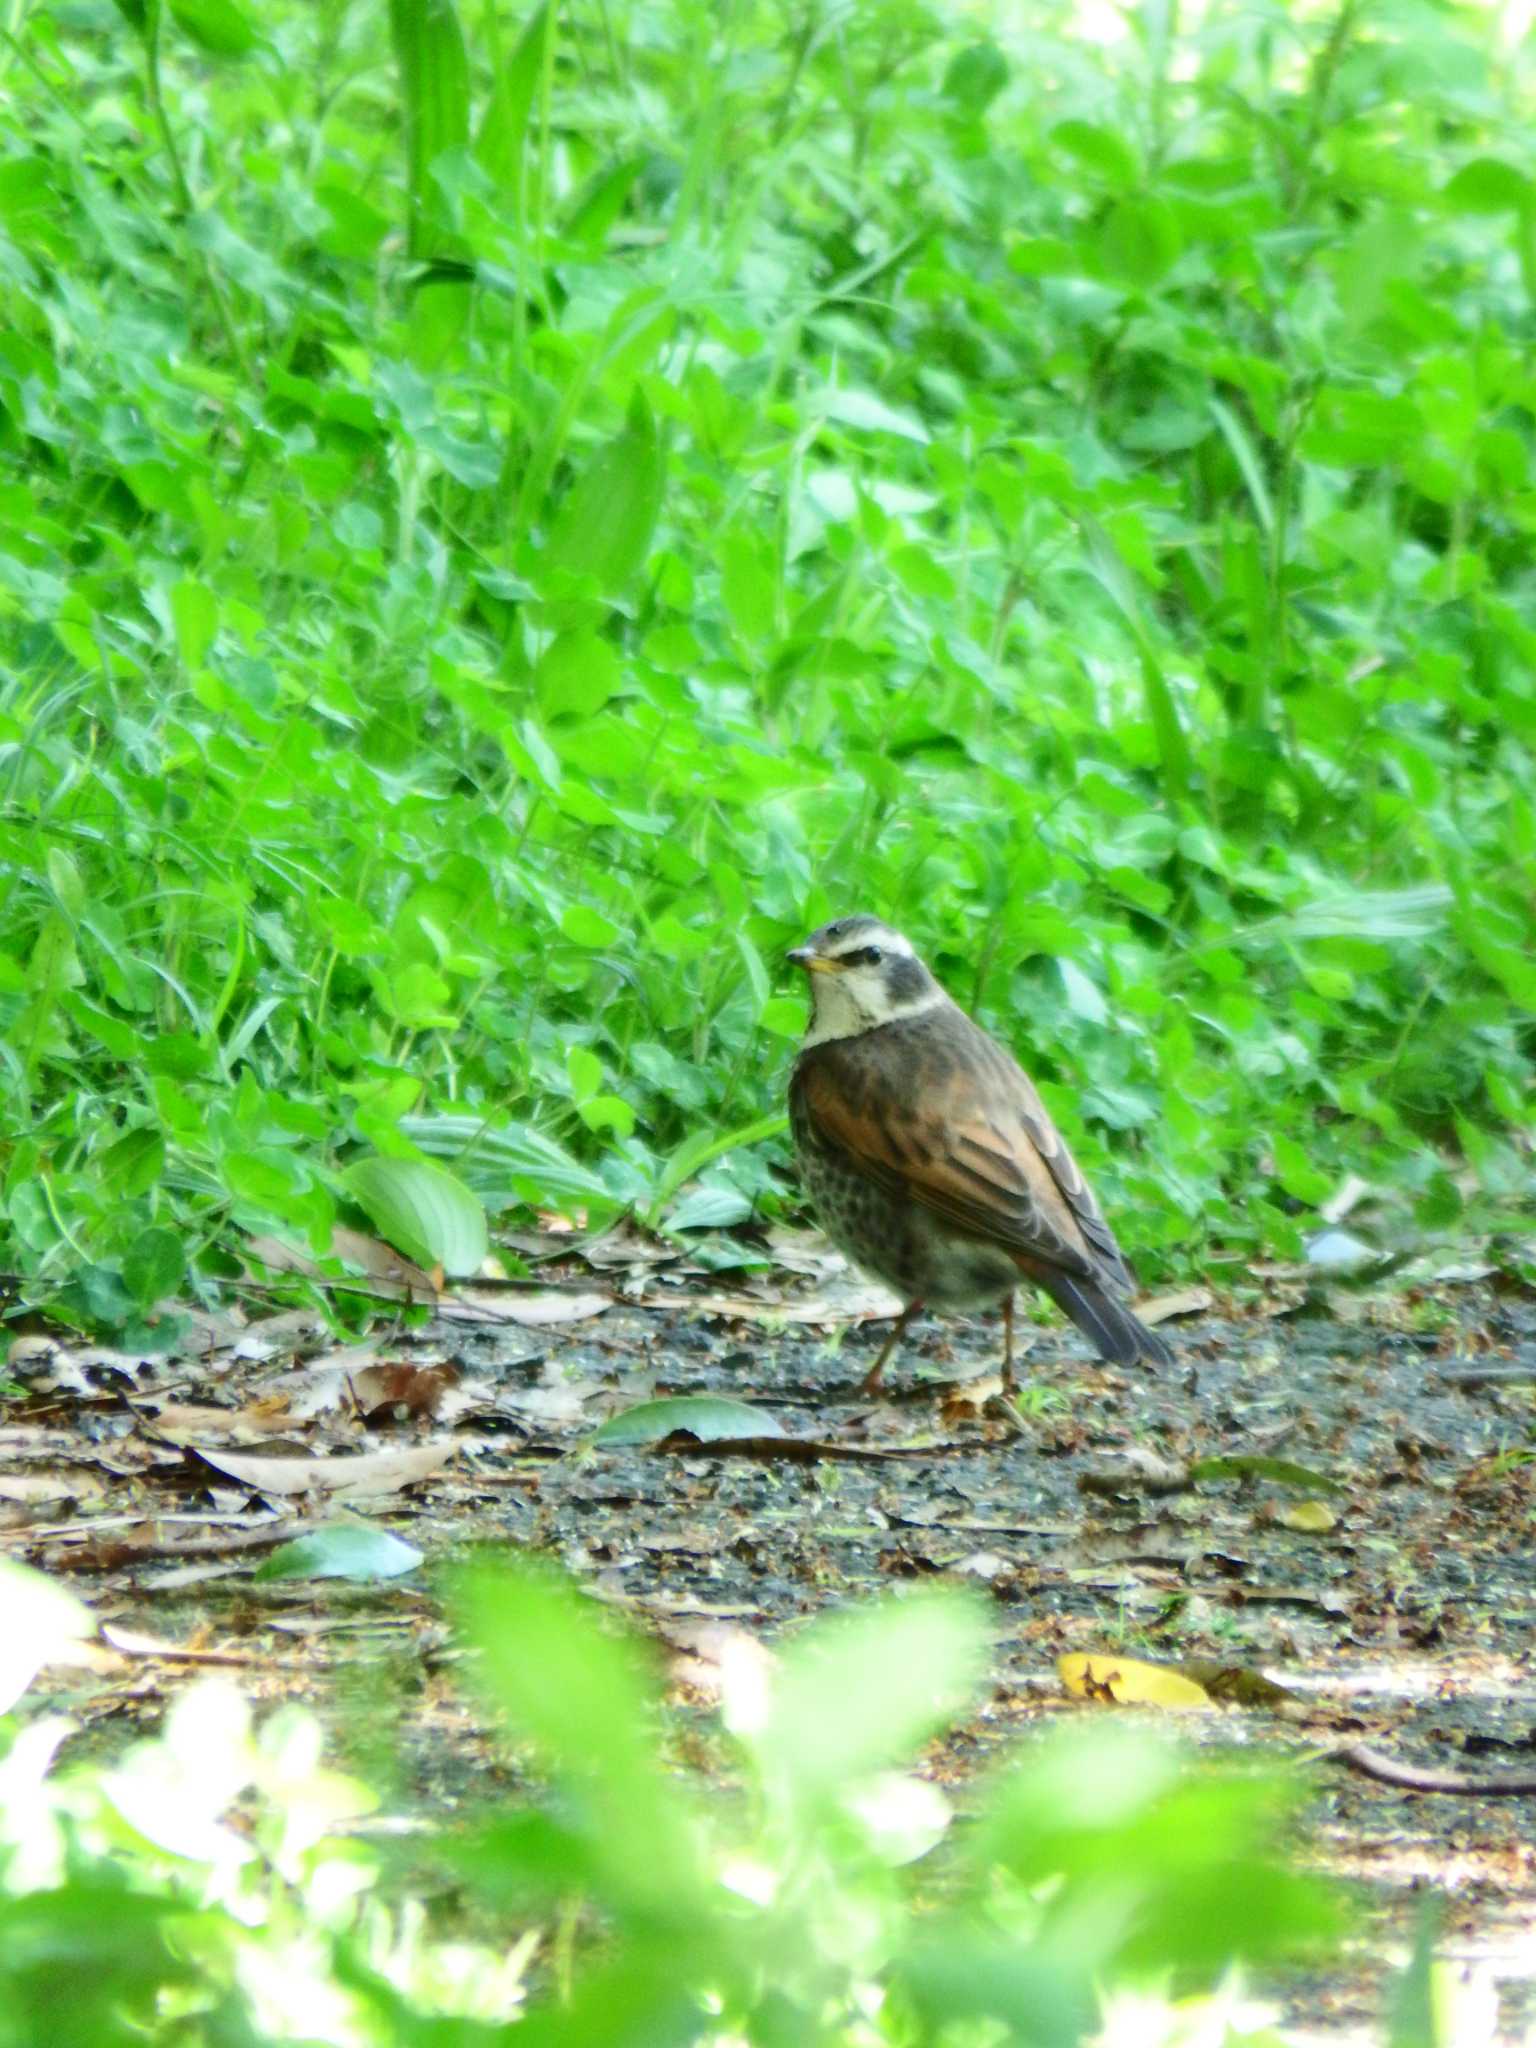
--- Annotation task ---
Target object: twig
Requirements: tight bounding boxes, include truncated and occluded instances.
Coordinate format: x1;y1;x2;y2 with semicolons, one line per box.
1337;1743;1536;1797
1435;1363;1536;1389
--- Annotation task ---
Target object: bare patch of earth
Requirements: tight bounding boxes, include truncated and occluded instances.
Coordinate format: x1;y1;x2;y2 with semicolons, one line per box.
5;1259;1535;2041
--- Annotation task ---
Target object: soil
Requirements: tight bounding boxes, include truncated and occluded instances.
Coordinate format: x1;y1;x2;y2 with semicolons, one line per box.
4;1249;1535;2043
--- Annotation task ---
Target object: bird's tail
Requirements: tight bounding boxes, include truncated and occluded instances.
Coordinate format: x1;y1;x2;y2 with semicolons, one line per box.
1035;1270;1174;1367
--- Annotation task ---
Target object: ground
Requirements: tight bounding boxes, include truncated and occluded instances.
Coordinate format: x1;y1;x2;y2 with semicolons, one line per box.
4;1233;1535;2043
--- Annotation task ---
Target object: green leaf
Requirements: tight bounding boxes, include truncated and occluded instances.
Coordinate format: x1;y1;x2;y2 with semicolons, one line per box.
46;849;85;919
254;1523;423;1582
536;633;622;719
590;1396;784;1446
1189;1456;1345;1494
1097;198;1182;286
475;2;550;194
644;1110;787;1226
343;1155;487;1276
546;397;664;596
1051;119;1139;189
389;0;471;258
400;1116;621;1214
942;41;1008;116
121;1227;186;1306
752;1592;988;1804
560;904;619;948
1269;1132;1333;1207
99;1128;165;1198
1442;159;1532;213
720;533;778;645
0;1560;95;1713
821;387;930;444
167;0;255;56
453;1559;708;1922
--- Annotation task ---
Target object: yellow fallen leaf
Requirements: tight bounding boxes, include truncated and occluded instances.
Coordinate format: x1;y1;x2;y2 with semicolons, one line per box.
1279;1500;1337;1534
1058;1653;1212;1711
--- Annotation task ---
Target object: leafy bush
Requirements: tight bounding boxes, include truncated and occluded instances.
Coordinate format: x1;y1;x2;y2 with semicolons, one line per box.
1;0;1532;1327
0;1556;1339;2044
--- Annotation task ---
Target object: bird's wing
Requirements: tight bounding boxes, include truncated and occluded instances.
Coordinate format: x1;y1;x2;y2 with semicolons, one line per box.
794;1019;1135;1289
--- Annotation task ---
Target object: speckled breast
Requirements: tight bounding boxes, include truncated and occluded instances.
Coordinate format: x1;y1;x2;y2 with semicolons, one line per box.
789;1077;1018;1309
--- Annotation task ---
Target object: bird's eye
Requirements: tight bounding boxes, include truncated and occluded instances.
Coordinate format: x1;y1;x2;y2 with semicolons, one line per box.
844;944;883;967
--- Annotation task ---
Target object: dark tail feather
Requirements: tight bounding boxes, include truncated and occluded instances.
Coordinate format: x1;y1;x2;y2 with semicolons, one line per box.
1037;1271;1174;1367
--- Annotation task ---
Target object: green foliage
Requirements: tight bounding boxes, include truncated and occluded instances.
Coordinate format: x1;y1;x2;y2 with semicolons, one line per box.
1;0;1534;1327
0;1556;1343;2043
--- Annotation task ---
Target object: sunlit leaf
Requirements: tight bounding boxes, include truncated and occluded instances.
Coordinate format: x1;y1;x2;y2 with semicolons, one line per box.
1059;1654;1212;1711
343;1156;487;1277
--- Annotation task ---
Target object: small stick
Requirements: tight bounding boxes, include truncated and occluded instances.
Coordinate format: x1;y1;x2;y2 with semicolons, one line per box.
1337;1743;1536;1797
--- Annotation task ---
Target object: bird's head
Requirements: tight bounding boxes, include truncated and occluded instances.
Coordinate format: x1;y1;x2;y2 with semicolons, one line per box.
787;916;944;1045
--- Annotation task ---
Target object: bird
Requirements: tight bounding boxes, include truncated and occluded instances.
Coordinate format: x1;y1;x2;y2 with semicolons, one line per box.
786;915;1174;1394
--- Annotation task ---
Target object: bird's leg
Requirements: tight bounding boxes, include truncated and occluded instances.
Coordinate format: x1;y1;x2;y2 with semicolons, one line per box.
1002;1292;1016;1391
859;1299;923;1395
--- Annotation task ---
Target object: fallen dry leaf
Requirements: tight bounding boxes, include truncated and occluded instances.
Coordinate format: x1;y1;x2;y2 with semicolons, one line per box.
685;1278;905;1325
231;1306;331;1361
0;1468;107;1505
439;1287;611;1327
655;1616;777;1708
1138;1286;1215;1325
1277;1499;1339;1534
1059;1653;1212;1710
938;1374;1006;1425
245;1228;438;1299
1077;1447;1192;1497
760;1226;850;1280
191;1441;457;1500
255;1342;386;1417
350;1363;464;1422
132;1401;303;1445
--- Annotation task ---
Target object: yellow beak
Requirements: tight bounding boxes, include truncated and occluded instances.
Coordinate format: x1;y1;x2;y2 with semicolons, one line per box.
786;948;840;975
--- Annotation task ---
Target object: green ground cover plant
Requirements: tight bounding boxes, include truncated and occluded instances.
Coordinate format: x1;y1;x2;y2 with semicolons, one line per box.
1;0;1533;1333
3;10;1533;2038
0;1553;1347;2046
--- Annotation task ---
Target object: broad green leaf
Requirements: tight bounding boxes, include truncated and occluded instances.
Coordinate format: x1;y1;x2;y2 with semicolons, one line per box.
1051;119;1139;189
343;1156;487;1276
821;387;930;444
1097;198;1183;286
254;1523;423;1582
454;1559;708;1922
121;1227;186;1305
590;1396;784;1446
400;1116;620;1213
536;633;622;719
1269;1132;1334;1206
545;397;663;595
100;1127;165;1197
942;41;1007;115
167;0;255;56
560;903;619;948
1443;158;1532;212
645;1110;787;1224
751;1592;987;1803
664;1184;753;1230
389;0;470;258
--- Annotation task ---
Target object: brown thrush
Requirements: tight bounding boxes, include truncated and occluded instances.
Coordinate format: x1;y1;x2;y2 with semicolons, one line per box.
787;915;1173;1393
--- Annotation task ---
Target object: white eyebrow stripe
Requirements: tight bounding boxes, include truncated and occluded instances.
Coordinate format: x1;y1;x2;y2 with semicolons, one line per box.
832;929;913;959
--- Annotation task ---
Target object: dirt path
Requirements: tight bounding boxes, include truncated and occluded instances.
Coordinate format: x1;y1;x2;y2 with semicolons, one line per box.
5;1256;1534;2040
